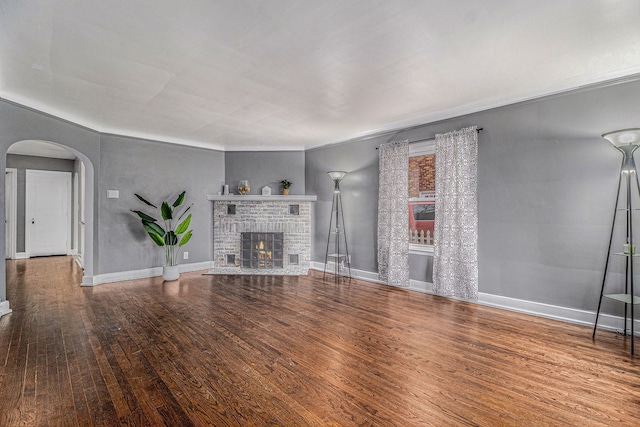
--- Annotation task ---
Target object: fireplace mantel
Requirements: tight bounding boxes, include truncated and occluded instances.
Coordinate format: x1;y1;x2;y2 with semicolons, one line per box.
207;195;317;202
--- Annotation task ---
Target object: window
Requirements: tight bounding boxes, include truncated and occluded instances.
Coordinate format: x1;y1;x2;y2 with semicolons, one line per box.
408;140;435;253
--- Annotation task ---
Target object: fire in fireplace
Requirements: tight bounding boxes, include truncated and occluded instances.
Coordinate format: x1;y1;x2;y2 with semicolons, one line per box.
241;232;284;269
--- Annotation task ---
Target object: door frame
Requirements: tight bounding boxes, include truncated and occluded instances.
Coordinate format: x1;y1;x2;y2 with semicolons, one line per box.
77;161;86;268
5;168;17;259
73;171;78;254
25;169;72;258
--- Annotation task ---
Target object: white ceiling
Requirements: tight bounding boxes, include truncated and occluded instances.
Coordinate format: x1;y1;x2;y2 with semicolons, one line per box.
1;0;640;152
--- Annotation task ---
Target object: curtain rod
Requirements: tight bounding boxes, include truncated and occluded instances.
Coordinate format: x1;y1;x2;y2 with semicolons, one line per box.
375;127;483;149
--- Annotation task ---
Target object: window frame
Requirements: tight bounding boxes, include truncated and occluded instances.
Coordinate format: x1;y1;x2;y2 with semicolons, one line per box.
409;139;435;255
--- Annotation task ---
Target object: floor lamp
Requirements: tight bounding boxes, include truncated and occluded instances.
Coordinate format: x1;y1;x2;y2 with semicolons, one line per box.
593;128;640;354
323;171;351;282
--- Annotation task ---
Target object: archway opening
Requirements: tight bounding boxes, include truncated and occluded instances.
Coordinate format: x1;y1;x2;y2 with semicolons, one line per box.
4;140;94;283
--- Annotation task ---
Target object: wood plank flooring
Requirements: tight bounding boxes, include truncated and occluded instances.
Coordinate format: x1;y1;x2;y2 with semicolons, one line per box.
1;256;639;426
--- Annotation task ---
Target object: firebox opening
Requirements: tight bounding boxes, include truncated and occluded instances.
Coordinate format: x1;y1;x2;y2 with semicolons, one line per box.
241;232;284;269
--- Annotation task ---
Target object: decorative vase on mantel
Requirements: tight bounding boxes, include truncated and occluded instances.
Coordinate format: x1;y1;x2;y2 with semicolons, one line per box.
163;265;180;281
283;188;289;195
238;180;250;195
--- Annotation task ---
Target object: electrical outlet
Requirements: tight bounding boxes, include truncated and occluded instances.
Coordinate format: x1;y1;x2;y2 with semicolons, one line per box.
183;251;189;260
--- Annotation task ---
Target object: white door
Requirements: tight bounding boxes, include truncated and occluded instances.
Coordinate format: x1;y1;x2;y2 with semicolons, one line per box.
26;170;72;257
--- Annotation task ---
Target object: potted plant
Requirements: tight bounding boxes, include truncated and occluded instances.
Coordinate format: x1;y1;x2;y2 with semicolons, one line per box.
131;191;193;281
280;179;292;195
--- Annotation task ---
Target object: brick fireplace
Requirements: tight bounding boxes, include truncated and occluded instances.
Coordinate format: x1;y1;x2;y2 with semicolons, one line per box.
207;195;317;275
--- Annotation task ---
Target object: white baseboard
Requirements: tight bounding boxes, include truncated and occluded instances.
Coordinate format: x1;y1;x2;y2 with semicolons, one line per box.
311;262;640;336
476;292;640;335
82;261;214;286
311;261;386;284
15;252;27;259
0;300;12;318
73;255;84;269
409;279;434;293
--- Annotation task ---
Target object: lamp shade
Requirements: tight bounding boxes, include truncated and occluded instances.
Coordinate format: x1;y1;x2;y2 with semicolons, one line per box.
327;171;347;182
602;129;640;148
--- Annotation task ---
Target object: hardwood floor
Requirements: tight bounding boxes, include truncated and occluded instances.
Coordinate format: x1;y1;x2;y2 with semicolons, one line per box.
1;257;639;426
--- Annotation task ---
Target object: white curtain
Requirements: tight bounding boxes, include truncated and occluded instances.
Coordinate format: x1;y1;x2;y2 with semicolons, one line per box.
433;126;478;300
377;140;410;287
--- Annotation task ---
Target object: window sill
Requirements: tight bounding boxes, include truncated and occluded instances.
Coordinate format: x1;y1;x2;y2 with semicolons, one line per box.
409;244;434;255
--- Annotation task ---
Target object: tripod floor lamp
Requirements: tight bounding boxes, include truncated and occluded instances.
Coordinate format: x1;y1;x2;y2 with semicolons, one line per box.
593;128;640;354
323;171;351;282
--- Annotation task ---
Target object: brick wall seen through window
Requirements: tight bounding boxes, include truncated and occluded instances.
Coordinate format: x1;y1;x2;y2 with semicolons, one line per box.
408;154;435;198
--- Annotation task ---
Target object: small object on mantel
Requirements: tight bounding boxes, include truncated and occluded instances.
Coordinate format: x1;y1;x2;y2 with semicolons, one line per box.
238;180;250;195
280;179;292;195
261;185;272;196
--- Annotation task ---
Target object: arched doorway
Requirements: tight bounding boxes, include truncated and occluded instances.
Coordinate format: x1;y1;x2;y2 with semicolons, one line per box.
4;140;95;283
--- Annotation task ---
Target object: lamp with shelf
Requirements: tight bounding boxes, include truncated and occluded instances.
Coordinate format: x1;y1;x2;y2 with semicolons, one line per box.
323;171;351;282
593;128;640;354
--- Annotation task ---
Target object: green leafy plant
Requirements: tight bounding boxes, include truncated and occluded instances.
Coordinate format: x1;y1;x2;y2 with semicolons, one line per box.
131;191;193;266
280;179;292;189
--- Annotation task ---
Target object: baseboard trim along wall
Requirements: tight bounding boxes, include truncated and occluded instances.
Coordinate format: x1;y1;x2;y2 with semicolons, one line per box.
15;252;28;259
0;300;12;318
310;262;640;336
82;261;213;287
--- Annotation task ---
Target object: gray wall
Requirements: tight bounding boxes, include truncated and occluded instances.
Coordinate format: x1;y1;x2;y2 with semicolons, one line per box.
99;134;225;274
6;154;76;253
225;151;305;195
306;78;640;314
305;138;381;272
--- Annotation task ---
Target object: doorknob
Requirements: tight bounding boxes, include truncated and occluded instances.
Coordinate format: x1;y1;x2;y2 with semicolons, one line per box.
31;218;35;224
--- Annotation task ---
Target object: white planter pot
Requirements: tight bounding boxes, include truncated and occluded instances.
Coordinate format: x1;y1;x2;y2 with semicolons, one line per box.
163;265;180;281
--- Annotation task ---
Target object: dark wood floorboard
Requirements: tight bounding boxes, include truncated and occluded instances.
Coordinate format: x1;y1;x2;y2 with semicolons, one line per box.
1;256;640;426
